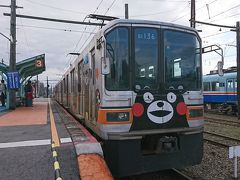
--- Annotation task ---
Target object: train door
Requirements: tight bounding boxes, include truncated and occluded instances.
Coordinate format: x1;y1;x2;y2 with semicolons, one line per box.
61;81;63;103
226;79;234;103
234;79;237;103
66;74;69;107
70;68;77;111
84;58;90;120
90;49;97;124
78;61;84;115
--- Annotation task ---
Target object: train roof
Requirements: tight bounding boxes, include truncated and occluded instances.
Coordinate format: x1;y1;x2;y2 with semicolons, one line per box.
58;19;200;82
203;71;236;81
102;19;199;34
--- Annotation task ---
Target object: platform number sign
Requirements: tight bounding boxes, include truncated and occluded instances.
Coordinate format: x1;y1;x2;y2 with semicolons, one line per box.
35;59;43;68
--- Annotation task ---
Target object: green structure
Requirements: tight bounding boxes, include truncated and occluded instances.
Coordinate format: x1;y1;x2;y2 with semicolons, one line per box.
0;54;45;106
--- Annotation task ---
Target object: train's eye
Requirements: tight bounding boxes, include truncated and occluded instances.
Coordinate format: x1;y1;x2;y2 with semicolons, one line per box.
143;92;154;103
167;92;176;103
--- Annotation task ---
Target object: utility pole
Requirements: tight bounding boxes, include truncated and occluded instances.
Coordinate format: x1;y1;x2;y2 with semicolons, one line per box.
190;0;196;28
236;22;240;119
9;0;17;110
125;4;128;19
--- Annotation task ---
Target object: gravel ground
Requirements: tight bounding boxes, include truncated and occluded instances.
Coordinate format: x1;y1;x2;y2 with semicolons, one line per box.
183;142;240;180
181;112;240;180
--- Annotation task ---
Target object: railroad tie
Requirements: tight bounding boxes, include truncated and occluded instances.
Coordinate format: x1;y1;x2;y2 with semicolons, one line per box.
51;142;62;180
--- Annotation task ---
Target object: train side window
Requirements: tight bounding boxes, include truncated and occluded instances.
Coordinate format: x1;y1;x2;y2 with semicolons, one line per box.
63;78;66;93
66;74;69;94
227;79;234;91
78;62;82;92
235;79;237;90
219;82;225;87
70;68;75;93
211;81;217;91
203;82;210;91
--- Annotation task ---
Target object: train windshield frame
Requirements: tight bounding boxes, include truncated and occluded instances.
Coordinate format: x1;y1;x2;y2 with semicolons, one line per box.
104;26;201;91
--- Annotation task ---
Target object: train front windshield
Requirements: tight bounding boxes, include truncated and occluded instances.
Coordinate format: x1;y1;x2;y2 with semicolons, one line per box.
105;26;201;91
164;30;201;91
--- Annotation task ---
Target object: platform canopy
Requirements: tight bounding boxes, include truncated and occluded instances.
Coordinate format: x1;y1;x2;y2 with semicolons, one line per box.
0;54;45;82
16;54;46;82
0;63;8;75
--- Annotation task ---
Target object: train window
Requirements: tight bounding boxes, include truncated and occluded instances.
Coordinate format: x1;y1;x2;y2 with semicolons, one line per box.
219;82;225;87
78;62;82;92
67;75;69;94
211;82;216;91
164;30;201;91
63;78;66;93
227;79;234;91
134;27;158;90
210;82;224;91
70;69;75;93
203;82;210;91
91;50;95;85
105;27;130;90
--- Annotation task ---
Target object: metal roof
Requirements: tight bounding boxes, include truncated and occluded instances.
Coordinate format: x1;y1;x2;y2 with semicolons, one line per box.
0;54;45;81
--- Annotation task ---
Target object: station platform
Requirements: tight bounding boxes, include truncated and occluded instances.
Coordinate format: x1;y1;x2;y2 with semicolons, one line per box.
0;98;113;180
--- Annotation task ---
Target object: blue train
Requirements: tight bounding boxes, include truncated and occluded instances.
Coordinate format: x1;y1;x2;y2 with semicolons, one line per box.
203;67;237;113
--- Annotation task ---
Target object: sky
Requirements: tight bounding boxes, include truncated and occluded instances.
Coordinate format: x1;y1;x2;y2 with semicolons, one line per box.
0;0;239;86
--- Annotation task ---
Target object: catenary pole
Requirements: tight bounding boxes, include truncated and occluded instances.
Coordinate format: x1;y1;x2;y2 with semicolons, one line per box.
125;4;128;19
9;0;17;110
190;0;195;28
236;22;240;119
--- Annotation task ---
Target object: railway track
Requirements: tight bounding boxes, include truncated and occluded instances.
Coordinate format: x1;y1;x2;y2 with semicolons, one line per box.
205;117;240;127
204;131;240;148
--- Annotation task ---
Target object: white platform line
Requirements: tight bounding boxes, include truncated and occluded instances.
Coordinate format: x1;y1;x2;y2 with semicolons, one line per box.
60;138;72;143
0;138;72;149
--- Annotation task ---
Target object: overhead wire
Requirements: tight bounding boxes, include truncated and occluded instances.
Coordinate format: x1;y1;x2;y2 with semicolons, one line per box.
23;0;88;15
16;24;96;34
201;30;232;38
65;0;106;68
171;0;220;23
129;10;178;18
72;0;117;60
17;8;31;58
223;40;236;58
196;1;240;28
209;3;240;20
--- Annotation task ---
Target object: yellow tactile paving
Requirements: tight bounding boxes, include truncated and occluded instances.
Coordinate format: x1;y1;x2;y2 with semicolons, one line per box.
0;102;47;126
78;154;113;180
49;99;60;147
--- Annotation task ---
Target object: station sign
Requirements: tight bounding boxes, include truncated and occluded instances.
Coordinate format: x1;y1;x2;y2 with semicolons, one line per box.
7;71;20;89
35;59;44;68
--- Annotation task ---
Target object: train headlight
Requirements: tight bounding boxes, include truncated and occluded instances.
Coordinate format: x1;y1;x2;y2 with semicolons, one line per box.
187;107;204;120
106;112;130;122
189;109;203;118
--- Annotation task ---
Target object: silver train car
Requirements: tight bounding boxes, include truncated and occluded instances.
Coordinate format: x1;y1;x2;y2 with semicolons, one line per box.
54;19;204;177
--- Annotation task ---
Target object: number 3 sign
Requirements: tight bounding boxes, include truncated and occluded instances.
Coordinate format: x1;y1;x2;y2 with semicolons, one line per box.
35;60;43;67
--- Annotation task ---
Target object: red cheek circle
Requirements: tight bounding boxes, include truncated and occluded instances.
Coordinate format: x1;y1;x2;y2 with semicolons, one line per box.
132;103;144;117
176;102;187;115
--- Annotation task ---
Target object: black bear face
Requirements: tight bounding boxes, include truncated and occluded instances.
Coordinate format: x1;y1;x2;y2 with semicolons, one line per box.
130;92;189;131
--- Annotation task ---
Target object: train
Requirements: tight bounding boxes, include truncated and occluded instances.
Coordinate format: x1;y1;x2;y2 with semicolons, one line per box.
54;19;204;177
203;67;238;113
